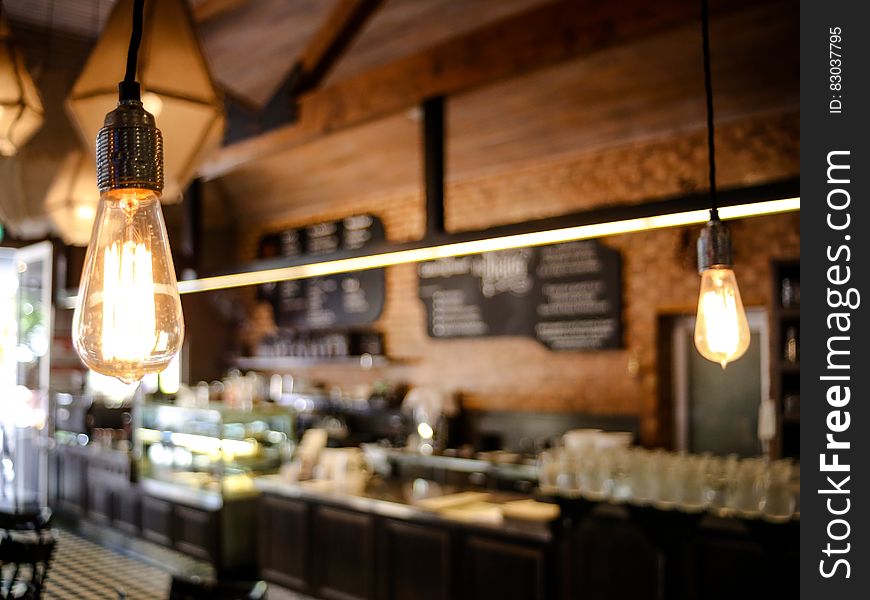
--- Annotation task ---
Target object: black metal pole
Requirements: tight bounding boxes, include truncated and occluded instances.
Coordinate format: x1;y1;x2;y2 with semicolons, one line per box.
182;178;203;275
422;96;446;239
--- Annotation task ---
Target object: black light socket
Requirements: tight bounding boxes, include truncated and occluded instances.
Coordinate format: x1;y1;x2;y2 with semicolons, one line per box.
697;218;733;273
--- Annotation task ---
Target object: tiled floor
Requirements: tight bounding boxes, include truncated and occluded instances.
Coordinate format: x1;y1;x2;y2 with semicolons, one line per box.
44;529;172;599
40;527;308;599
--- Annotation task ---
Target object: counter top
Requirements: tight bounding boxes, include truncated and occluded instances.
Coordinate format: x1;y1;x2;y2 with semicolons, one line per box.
141;478;260;510
255;473;797;545
255;474;555;542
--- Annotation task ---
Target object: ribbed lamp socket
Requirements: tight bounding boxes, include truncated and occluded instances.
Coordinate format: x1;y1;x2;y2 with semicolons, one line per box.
96;99;164;193
697;218;733;273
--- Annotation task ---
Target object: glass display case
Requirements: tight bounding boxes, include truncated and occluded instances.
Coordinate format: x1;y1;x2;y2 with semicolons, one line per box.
1;241;52;509
137;402;293;504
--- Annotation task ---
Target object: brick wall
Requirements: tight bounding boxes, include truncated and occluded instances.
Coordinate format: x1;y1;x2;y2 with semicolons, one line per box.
237;111;800;445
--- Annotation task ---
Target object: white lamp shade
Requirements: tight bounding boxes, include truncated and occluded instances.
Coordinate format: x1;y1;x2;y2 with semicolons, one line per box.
44;151;100;246
66;0;224;203
0;18;44;157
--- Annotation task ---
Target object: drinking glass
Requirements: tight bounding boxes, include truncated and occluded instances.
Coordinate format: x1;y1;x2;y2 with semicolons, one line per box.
652;452;680;509
537;449;559;492
557;450;580;495
629;448;655;505
678;455;708;512
726;458;764;517
610;448;633;502
760;459;795;522
580;448;613;501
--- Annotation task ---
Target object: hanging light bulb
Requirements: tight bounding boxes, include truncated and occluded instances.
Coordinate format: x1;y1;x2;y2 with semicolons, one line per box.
692;0;749;369
694;220;750;368
72;0;183;384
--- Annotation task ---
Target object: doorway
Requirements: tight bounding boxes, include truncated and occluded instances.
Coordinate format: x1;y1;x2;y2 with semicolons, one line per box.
671;309;769;457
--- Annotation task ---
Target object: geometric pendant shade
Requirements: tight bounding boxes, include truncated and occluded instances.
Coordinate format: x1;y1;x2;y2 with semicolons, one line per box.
44;151;100;246
0;17;44;157
66;0;224;203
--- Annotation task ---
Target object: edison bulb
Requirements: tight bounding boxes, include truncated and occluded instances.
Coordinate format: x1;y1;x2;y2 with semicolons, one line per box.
72;188;184;383
694;267;750;368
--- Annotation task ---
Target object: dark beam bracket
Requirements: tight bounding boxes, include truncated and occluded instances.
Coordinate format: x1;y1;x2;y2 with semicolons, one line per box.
181;178;204;277
222;0;383;145
423;96;446;240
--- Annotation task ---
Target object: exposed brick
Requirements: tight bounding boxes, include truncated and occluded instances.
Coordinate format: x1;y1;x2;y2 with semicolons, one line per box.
238;113;799;446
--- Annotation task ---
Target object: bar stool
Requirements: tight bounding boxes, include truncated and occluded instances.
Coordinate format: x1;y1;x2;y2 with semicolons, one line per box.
168;575;268;600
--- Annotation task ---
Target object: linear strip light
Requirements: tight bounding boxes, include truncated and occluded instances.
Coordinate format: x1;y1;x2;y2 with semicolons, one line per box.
175;197;798;295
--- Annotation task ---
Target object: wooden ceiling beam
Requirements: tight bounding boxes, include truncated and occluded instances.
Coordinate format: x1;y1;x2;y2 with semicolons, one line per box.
199;0;756;180
190;0;251;23
293;0;384;95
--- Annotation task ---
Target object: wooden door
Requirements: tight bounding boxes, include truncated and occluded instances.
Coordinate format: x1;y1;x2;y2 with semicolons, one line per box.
313;506;375;600
141;495;173;547
258;494;312;592
174;504;219;563
377;519;452;600
567;516;659;600
462;535;547;600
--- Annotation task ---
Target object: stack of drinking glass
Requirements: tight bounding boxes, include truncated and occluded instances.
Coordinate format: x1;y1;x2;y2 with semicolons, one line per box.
538;443;799;522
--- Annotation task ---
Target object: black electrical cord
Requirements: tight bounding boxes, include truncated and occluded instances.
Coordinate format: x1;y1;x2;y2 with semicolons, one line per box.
701;0;718;221
118;0;145;101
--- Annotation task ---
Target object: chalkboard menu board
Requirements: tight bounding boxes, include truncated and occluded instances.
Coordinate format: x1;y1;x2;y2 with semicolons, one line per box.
418;240;622;350
257;215;386;329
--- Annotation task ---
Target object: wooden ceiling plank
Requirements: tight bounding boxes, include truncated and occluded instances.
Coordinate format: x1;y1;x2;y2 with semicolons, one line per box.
199;0;757;180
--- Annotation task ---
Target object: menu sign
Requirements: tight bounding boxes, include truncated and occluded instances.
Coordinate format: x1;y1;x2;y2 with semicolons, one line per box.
418;240;622;350
257;215;386;329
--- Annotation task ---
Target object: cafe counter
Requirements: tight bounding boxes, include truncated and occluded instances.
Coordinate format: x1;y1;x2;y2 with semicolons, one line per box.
253;475;798;600
255;474;557;600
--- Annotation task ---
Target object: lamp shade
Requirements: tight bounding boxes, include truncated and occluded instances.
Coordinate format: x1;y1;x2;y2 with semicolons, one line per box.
0;18;44;156
67;0;223;203
44;151;100;246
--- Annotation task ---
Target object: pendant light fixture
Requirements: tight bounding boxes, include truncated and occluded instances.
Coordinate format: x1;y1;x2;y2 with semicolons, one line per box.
0;8;44;156
72;0;184;384
67;0;223;203
693;0;750;369
44;151;100;246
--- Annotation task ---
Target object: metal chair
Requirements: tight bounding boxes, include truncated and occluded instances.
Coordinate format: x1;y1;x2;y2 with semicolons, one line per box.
0;533;57;600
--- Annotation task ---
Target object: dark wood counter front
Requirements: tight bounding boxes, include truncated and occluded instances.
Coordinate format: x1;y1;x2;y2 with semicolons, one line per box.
255;477;797;600
255;477;556;600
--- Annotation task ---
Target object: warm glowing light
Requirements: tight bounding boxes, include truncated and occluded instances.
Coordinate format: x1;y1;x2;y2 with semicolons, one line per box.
175;197;799;295
140;430;258;460
693;267;750;368
72;188;184;383
100;241;157;362
141;92;163;118
75;204;96;220
159;353;181;395
417;422;434;439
